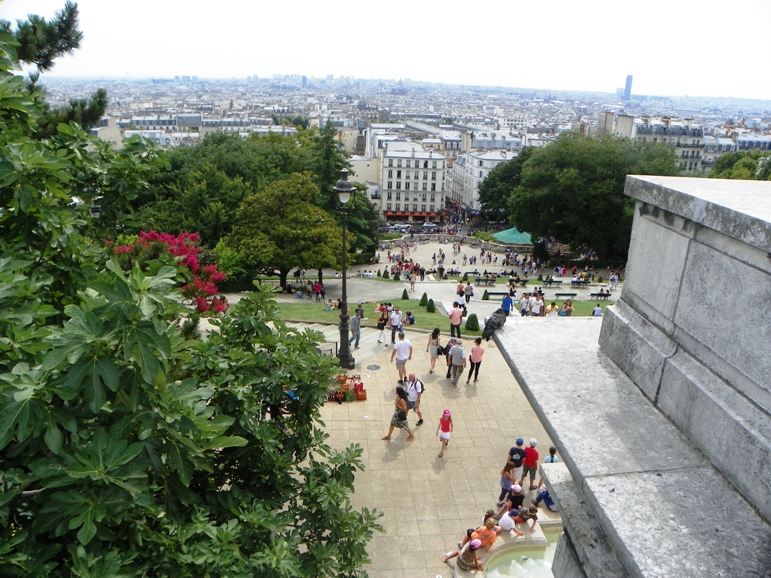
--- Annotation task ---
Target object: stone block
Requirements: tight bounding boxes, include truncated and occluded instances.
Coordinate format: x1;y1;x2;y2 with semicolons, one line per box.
583;468;771;578
659;349;771;523
552;533;587;578
598;301;676;401
673;241;771;412
623;205;691;320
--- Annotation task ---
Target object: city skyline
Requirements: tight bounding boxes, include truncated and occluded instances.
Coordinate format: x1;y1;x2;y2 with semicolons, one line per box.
3;0;770;101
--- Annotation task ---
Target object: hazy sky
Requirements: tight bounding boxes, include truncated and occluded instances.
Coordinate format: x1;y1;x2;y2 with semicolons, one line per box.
2;0;770;100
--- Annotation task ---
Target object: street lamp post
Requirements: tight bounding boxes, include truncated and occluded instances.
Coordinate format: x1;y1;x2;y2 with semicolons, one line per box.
335;169;356;369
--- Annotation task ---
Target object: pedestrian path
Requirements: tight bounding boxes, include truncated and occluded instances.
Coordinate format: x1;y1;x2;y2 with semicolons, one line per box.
318;329;554;577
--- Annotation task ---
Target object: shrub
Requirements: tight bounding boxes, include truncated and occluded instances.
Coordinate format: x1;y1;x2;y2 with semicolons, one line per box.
482;290;490;301
401;288;409;300
426;299;436;313
538;273;543;282
377;269;381;277
419;292;428;306
465;313;480;331
462;272;469;282
597;275;603;283
382;269;389;280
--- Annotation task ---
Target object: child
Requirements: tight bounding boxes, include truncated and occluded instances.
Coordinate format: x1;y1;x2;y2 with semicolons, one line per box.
436;409;453;457
498;461;517;505
537;446;559;489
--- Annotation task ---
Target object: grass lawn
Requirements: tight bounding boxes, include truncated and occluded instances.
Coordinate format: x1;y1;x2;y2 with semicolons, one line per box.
276;298;484;336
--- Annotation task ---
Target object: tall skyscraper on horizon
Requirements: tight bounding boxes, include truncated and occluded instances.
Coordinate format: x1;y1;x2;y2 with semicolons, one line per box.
623;75;633;100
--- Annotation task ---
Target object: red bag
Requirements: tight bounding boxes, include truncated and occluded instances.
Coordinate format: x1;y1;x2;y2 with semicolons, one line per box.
353;381;364;393
356;389;367;401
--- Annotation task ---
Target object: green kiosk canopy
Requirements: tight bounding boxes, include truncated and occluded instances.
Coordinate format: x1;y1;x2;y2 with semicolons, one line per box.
491;227;532;245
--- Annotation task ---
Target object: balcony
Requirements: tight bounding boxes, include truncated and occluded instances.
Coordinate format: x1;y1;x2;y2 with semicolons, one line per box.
675;142;704;148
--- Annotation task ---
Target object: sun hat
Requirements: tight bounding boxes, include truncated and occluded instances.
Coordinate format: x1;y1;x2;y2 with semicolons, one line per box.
470;539;482;550
511;484;522;493
443;409;451;417
530;438;537;447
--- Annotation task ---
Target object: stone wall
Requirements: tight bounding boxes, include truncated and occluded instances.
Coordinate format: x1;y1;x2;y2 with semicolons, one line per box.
600;175;771;523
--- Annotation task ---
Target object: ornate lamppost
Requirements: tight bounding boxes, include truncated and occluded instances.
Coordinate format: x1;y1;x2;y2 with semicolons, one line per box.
335;169;356;369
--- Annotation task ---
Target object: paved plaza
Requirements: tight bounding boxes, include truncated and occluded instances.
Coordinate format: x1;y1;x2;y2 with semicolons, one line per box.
310;239;565;577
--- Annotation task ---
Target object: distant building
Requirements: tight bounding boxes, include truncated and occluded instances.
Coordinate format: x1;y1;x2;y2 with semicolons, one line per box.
623;75;633;100
378;141;446;223
450;149;515;211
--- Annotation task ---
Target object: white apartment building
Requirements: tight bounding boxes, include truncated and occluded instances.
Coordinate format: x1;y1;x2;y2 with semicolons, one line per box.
450;149;515;211
597;112;706;173
378;141;446;223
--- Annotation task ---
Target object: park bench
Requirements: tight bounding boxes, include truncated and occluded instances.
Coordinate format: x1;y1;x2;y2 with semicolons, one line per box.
570;280;590;287
510;279;529;286
590;292;612;300
475;277;496;285
485;291;509;298
542;279;563;287
555;292;578;299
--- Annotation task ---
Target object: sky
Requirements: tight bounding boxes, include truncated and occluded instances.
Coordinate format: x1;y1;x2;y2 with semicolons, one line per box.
2;0;770;100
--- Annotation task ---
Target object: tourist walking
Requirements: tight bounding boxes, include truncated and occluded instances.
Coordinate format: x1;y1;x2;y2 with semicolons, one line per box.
347;309;361;349
449;339;467;386
381;386;414;441
405;373;425;426
376;309;388;344
465;282;474;303
436;408;453;457
390;332;412;384
449;301;463;338
466;337;484;384
426;327;441;374
390;306;403;344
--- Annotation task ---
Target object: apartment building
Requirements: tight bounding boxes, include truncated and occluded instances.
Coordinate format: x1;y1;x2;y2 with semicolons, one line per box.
378;141;446;224
597;112;706;173
449;149;515;210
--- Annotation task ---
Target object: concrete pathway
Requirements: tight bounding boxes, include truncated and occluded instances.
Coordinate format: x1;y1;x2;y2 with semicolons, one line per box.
319;326;555;577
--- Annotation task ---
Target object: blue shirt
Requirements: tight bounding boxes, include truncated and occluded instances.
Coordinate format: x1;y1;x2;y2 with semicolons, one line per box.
502;296;513;312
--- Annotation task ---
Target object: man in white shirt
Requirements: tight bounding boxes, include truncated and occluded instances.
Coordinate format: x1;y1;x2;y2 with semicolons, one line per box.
390;332;412;383
405;372;425;426
390;307;403;344
530;295;543;317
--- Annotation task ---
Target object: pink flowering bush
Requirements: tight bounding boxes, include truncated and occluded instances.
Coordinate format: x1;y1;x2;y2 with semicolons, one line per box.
109;231;227;312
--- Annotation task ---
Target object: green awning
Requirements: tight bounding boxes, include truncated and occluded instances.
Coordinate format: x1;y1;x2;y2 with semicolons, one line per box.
492;227;532;245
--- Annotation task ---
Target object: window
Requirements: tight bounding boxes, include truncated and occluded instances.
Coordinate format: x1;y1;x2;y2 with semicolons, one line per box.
396;203;400;210
413;204;418;211
406;160;411;168
431;172;437;180
388;159;393;167
387;192;392;200
405;171;410;179
396;192;401;200
421;204;426;212
423;161;428;168
396;182;401;189
422;183;427;191
397;159;402;167
405;182;410;190
386;203;391;210
423;171;428;180
479;171;483;178
479;160;483;167
413;194;418;202
388;170;393;178
432;161;437;169
430;204;435;212
397;170;402;178
422;193;427;202
430;193;435;202
387;181;393;188
431;183;436;191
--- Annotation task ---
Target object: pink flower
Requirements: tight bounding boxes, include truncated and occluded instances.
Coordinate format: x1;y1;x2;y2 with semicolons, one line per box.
195;296;210;312
116;245;133;253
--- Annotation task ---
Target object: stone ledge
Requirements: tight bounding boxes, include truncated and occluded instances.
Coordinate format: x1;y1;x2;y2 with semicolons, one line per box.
494;318;771;577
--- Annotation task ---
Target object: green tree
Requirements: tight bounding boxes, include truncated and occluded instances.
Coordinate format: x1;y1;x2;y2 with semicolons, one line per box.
508;133;679;261
710;149;771;180
1;2;108;138
477;147;535;221
224;173;342;289
0;32;380;577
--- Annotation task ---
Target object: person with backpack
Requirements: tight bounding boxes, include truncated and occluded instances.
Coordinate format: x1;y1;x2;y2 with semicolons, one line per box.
405;373;425;426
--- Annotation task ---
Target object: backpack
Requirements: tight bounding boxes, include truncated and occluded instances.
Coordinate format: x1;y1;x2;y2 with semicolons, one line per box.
408;378;425;394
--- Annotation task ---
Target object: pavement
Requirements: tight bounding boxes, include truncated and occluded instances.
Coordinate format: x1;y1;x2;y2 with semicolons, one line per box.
301;240;566;577
220;239;612;576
